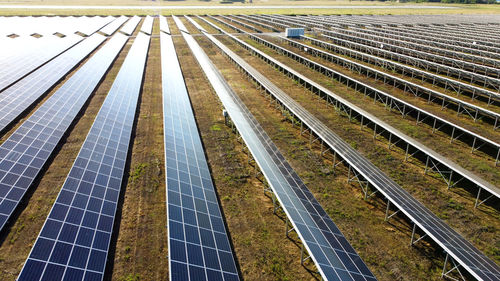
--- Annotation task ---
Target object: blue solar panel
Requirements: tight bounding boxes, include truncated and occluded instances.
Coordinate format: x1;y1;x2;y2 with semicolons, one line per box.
160;31;240;281
0;34;107;134
0;33;128;234
17;32;149;281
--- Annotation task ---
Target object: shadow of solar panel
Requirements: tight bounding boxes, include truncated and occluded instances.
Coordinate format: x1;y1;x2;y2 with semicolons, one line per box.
0;33;128;234
17;33;149;281
160;31;240;281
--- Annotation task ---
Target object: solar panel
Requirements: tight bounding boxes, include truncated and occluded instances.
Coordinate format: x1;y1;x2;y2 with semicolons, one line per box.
100;16;129;36
0;33;128;233
178;16;376;281
159;15;170;34
160;31;240;281
17;32;148;281
0;34;83;93
120;15;141;36
140;15;153;35
0;34;107;134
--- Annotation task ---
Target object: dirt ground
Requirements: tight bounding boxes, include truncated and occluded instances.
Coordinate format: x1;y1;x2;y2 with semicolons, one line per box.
109;20;168;281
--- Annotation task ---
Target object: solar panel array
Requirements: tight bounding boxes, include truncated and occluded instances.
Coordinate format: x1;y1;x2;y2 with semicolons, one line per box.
287;34;500;126
120;15;141;36
179;16;376;281
0;33;128;233
0;34;83;92
208;16;500;209
161;29;240;281
17;32;149;281
140;15;153;35
201;16;500;281
0;34;106;134
100;16;128;36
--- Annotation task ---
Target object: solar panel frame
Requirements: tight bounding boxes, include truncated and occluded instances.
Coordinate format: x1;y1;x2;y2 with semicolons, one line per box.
160;30;240;281
17;32;148;281
0;33;128;234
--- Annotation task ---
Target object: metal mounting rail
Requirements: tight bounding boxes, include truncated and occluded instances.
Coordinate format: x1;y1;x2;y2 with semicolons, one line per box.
231;15;280;32
320;29;500;92
201;15;500;208
179;15;378;281
360;25;500;62
240;15;500;103
325;26;500;78
287;36;500;130
273;14;500;55
207;16;500;164
241;14;288;30
321;33;500;104
196;15;500;281
219;15;263;33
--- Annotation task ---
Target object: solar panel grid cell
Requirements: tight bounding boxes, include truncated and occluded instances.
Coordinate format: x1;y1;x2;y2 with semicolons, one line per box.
17;32;148;281
161;28;239;281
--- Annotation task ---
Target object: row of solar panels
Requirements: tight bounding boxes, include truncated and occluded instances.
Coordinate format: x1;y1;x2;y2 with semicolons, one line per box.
264;14;500;71
293;35;500;129
0;17;155;281
250;14;500;99
211;16;500;168
308;15;500;45
192;15;500;281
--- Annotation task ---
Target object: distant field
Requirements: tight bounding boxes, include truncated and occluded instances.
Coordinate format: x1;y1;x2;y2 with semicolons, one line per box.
0;0;499;15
